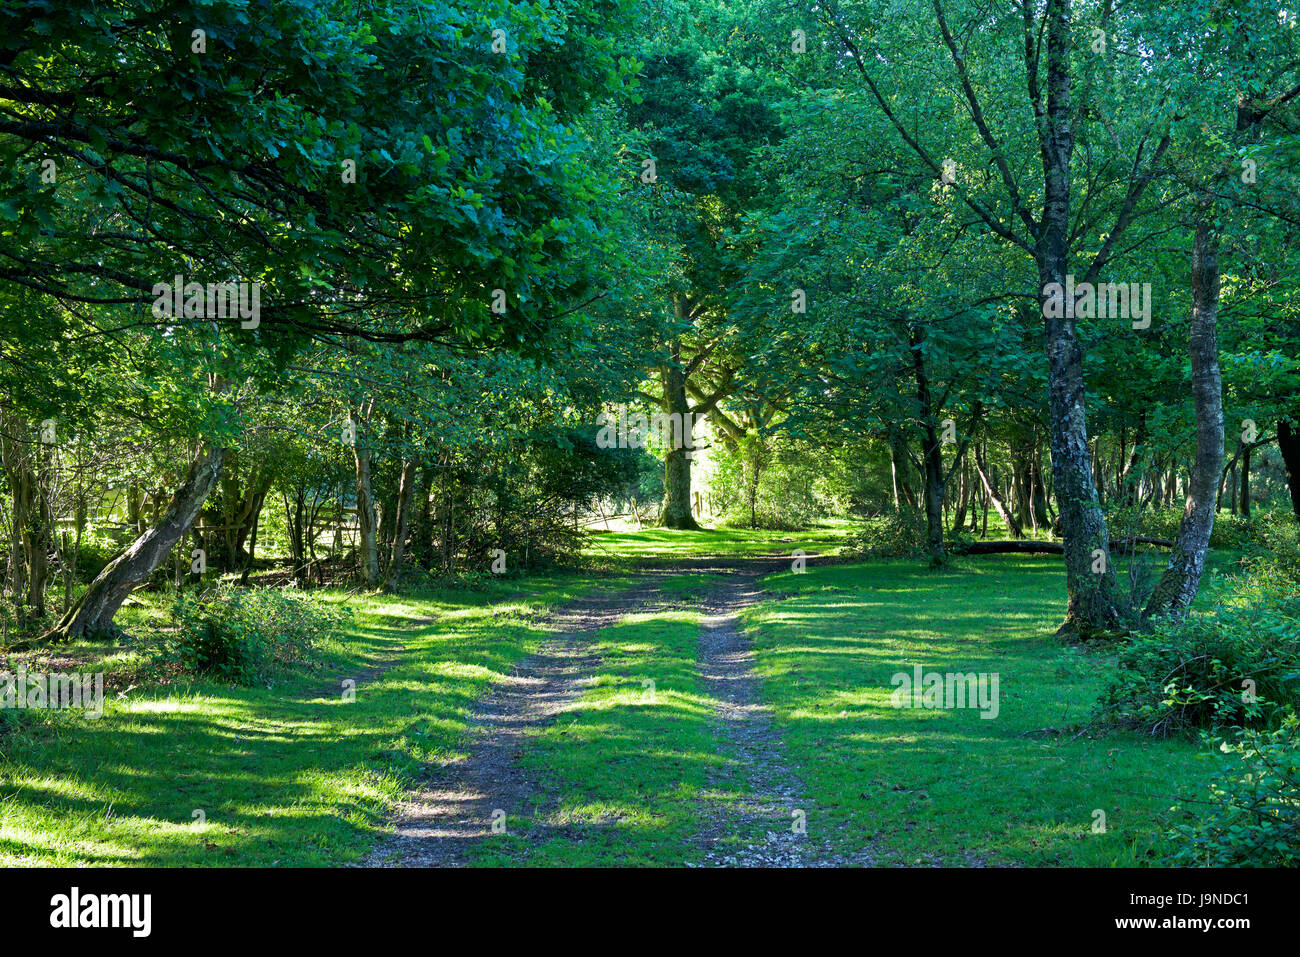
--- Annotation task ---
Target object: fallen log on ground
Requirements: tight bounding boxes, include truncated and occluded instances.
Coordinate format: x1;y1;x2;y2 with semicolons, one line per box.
957;536;1174;555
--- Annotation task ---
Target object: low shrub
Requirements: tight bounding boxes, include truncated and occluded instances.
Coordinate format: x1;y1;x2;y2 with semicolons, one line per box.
1095;569;1300;736
170;586;349;685
843;512;979;562
1243;513;1300;576
1165;711;1300;867
1106;505;1295;553
844;512;930;559
0;703;20;741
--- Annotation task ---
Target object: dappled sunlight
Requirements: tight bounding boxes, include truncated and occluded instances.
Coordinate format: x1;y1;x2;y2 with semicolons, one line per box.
0;535;1245;869
467;604;728;866
126;698;208;715
744;555;1213;865
427;661;503;682
0;573;605;866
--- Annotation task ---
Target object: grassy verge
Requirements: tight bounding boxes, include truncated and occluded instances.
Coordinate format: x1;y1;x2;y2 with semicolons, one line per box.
585;520;852;564
1;527;1248;868
743;555;1223;866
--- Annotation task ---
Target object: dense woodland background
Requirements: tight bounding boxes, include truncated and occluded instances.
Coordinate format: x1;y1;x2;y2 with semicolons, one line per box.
4;0;1300;636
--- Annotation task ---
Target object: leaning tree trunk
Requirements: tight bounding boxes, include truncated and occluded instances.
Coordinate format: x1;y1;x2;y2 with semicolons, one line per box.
1144;217;1224;622
658;339;699;530
974;444;1023;538
45;445;226;641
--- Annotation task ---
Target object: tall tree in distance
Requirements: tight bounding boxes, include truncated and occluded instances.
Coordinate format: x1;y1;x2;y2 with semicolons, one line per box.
623;5;783;527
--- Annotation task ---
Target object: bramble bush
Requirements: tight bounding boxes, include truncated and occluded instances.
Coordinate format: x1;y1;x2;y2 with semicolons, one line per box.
1107;505;1292;552
1165;711;1300;867
170;586;349;685
1095;552;1300;736
844;511;978;561
844;512;929;558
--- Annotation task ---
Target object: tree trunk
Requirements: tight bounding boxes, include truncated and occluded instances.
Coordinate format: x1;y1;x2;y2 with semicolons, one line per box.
1219;439;1243;512
660;446;697;529
1117;417;1145;507
1277;419;1300;525
409;465;433;569
658;338;699;530
910;329;945;562
238;507;261;586
1030;442;1049;530
352;414;380;587
974;443;1023;538
0;414;34;623
384;458;416;590
889;429;917;510
951;457;970;532
1240;440;1252;518
1037;0;1120;633
921;428;945;563
286;489;308;587
25;444;53;618
1011;439;1037;531
46;445;226;641
1144;216;1224;621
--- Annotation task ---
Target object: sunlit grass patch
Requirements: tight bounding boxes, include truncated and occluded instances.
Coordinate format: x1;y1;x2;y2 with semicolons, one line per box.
0;571;608;866
470;600;717;867
585;520;854;563
744;555;1218;866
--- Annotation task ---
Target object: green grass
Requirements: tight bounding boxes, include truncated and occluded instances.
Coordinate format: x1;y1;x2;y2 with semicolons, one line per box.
0;572;622;866
469;592;719;866
586;519;852;563
744;555;1224;866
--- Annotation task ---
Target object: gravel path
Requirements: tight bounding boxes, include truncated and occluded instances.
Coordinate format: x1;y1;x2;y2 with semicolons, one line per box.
692;559;876;867
366;576;670;867
366;552;874;868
